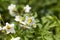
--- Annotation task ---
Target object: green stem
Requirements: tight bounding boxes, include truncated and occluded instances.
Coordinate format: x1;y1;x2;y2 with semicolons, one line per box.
1;15;5;25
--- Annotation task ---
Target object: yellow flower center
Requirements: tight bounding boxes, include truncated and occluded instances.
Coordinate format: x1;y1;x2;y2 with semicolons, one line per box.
28;19;32;23
7;25;11;29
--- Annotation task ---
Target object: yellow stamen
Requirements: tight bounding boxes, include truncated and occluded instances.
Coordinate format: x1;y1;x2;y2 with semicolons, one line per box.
28;19;32;23
7;25;11;29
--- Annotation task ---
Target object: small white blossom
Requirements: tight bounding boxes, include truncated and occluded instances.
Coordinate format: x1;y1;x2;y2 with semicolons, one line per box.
8;4;16;11
15;16;30;29
25;16;35;26
15;16;23;23
8;4;17;16
3;22;15;34
0;26;2;30
11;37;20;40
15;16;20;22
24;5;31;13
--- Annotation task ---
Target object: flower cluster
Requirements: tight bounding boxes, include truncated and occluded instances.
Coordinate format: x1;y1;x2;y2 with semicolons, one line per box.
0;4;38;40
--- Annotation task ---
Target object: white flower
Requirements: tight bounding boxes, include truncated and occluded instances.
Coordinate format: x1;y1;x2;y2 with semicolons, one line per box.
11;37;20;40
15;16;20;22
15;16;30;29
25;16;35;26
24;5;31;13
8;4;16;11
3;22;15;34
8;4;17;16
15;16;23;23
0;26;2;30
